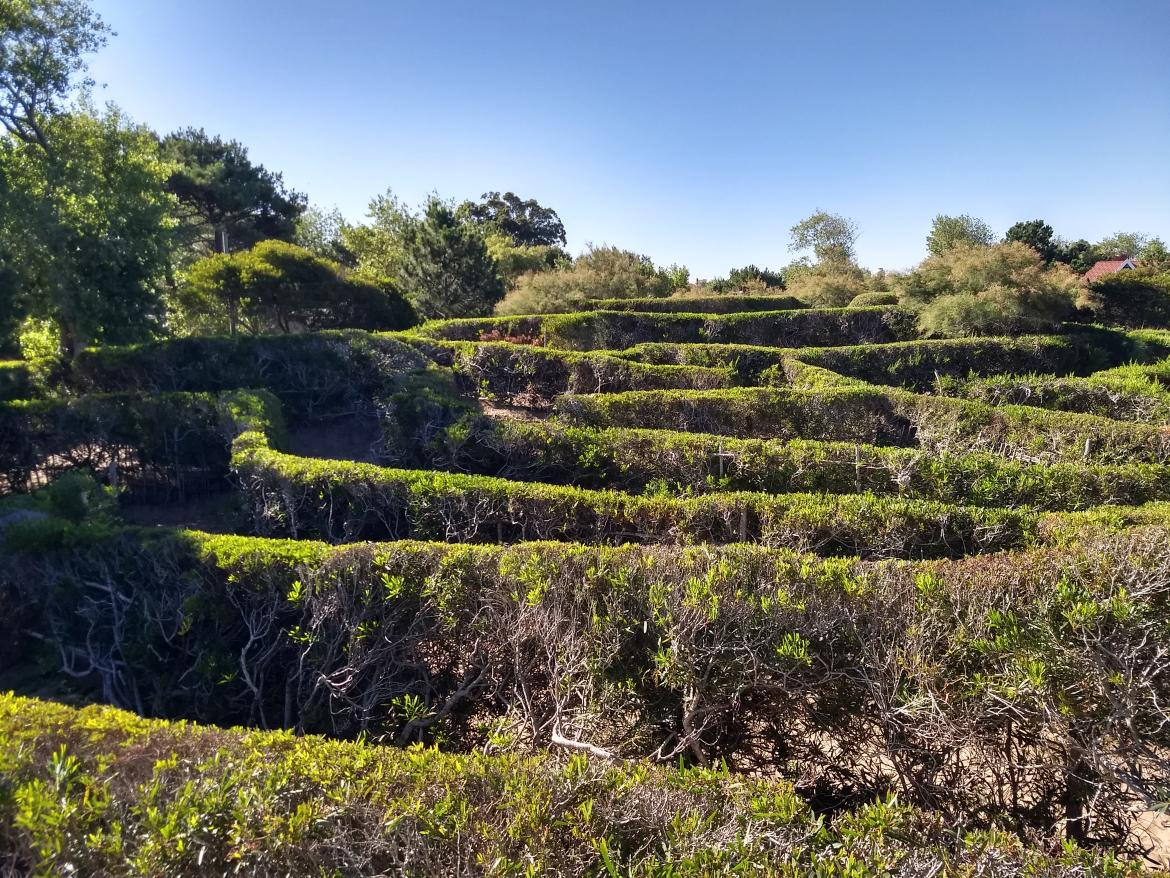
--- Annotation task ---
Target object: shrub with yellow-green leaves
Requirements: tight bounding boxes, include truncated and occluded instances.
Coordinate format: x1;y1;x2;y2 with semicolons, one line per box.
0;695;1144;877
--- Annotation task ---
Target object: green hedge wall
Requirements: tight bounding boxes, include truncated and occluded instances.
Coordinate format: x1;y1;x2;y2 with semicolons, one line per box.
445;418;1170;511
4;526;1169;852
788;330;1138;391
558;386;1170;464
416;307;916;351
0;360;33;401
0;390;282;497
70;331;430;420
412;340;733;406
231;431;1029;556
588;293;807;313
0;695;1141;877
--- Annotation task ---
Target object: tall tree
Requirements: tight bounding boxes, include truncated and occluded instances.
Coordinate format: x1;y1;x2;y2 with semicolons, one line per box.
0;0;109;153
162;128;305;259
926;214;994;256
1094;231;1151;261
399;198;505;319
0;0;173;355
1004;219;1059;263
460;191;567;247
789;211;858;266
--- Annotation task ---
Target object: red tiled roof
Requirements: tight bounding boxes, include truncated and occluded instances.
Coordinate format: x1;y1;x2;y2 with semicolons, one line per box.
1085;259;1135;283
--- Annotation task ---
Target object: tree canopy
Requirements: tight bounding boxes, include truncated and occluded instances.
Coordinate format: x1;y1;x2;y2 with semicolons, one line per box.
789;211;858;266
459;191;566;247
927;214;994;256
162;128;305;258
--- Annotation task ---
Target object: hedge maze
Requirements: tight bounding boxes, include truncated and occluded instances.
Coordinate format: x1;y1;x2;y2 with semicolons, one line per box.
4;295;1170;874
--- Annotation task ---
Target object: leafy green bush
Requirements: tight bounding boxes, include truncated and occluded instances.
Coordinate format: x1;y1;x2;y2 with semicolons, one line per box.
495;245;684;315
175;240;417;335
0;360;33;401
848;291;899;307
1084;267;1170;327
0;695;1141;877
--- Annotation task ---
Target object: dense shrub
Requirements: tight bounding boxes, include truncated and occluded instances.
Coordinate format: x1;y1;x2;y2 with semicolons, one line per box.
946;367;1170;422
444;418;1170;510
785;267;871;307
0;696;1141;878
900;242;1085;336
174;240;417;335
418;306;916;351
232;431;1028;555
848;291;899;307
5;527;1170;853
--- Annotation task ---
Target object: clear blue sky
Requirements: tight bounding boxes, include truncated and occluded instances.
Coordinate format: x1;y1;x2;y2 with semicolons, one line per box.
88;0;1169;277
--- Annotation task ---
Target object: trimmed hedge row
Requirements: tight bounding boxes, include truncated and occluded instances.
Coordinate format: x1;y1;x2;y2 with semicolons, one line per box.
70;331;430;420
792;330;1138;390
414;306;916;351
948;365;1170;422
0;695;1141;877
445;418;1170;511
557;386;1170;464
0;360;33;401
232;431;1029;556
4;526;1169;852
0;390;282;497
588;293;807;313
408;339;733;407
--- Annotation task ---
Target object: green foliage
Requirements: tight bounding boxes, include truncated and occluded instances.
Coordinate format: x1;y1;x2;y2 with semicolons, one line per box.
849;291;899;307
927;214;994;256
399;197;505;319
589;294;806;313
708;264;786;293
173;239;416;336
785;266;871;307
70;330;429;420
41;469;117;523
901;242;1084;337
1003;219;1059;262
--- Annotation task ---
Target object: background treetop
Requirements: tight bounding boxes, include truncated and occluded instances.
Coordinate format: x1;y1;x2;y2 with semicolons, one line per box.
162;128;306;257
459;191;567;248
789;211;859;267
